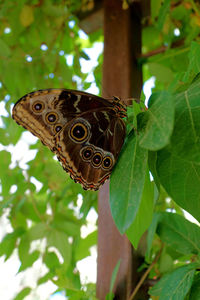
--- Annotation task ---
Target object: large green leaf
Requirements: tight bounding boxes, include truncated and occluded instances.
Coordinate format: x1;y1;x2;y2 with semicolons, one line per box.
126;171;154;248
156;78;200;221
110;132;148;234
149;263;196;300
138;91;174;150
156;212;200;255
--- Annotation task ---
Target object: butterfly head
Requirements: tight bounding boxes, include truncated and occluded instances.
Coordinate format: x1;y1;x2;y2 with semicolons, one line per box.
113;96;127;118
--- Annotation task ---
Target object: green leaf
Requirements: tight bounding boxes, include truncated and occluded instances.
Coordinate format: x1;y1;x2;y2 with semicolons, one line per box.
43;251;60;270
148;151;160;189
105;292;114;300
3;115;23;144
65;288;97;300
80;50;90;60
151;0;162;19
75;230;97;261
171;5;188;21
28;223;48;240
43;52;57;73
2;60;30;96
156;212;200;255
189;273;200;300
0;38;11;57
126;171;154;248
18;233;40;272
13;287;31;300
21;223;72;267
149;263;196;300
183;41;200;82
156;78;200;221
159;250;174;274
138;91;174;150
47;229;71;266
156;0;171;30
37;271;54;285
110;133;148;234
0;150;12;197
42;2;68;17
0;228;25;260
109;260;121;294
106;260;121;300
80;191;97;218
18;199;45;223
53;212;81;237
19;250;40;272
19;5;34;27
146;212;161;260
0;128;10;145
142;26;161;50
148;62;174;84
10;211;27;230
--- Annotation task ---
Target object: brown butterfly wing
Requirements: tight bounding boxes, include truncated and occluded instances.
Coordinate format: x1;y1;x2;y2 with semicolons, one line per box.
12;89;117;150
12;89;126;190
55;110;126;190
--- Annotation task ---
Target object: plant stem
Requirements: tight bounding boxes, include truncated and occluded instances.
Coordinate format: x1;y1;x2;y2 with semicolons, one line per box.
128;245;163;300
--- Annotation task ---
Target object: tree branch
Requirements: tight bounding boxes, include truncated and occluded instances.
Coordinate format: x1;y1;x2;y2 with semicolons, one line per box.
140;39;185;59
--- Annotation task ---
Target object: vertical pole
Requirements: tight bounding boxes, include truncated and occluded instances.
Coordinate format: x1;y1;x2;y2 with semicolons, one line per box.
97;0;142;299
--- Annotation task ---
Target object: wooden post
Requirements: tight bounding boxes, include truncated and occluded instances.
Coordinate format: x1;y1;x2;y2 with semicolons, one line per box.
97;0;142;299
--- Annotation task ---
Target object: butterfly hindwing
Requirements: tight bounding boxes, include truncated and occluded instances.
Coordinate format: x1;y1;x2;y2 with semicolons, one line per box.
54;109;126;190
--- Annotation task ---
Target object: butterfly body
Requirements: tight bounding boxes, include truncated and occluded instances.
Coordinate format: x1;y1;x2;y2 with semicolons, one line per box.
12;89;126;190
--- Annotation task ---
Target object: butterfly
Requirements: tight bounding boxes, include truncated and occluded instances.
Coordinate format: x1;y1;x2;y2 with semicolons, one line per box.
12;89;127;191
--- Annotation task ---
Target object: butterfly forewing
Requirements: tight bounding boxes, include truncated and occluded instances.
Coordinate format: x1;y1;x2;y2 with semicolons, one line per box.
12;89;127;190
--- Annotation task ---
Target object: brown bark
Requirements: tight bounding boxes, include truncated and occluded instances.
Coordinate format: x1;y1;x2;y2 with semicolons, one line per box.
97;1;143;299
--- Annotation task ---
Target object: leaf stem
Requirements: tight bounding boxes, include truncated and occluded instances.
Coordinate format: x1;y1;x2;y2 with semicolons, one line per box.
128;244;164;300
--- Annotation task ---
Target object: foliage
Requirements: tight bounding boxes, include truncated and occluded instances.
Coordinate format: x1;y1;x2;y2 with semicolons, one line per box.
110;1;200;299
0;0;99;299
1;0;200;299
